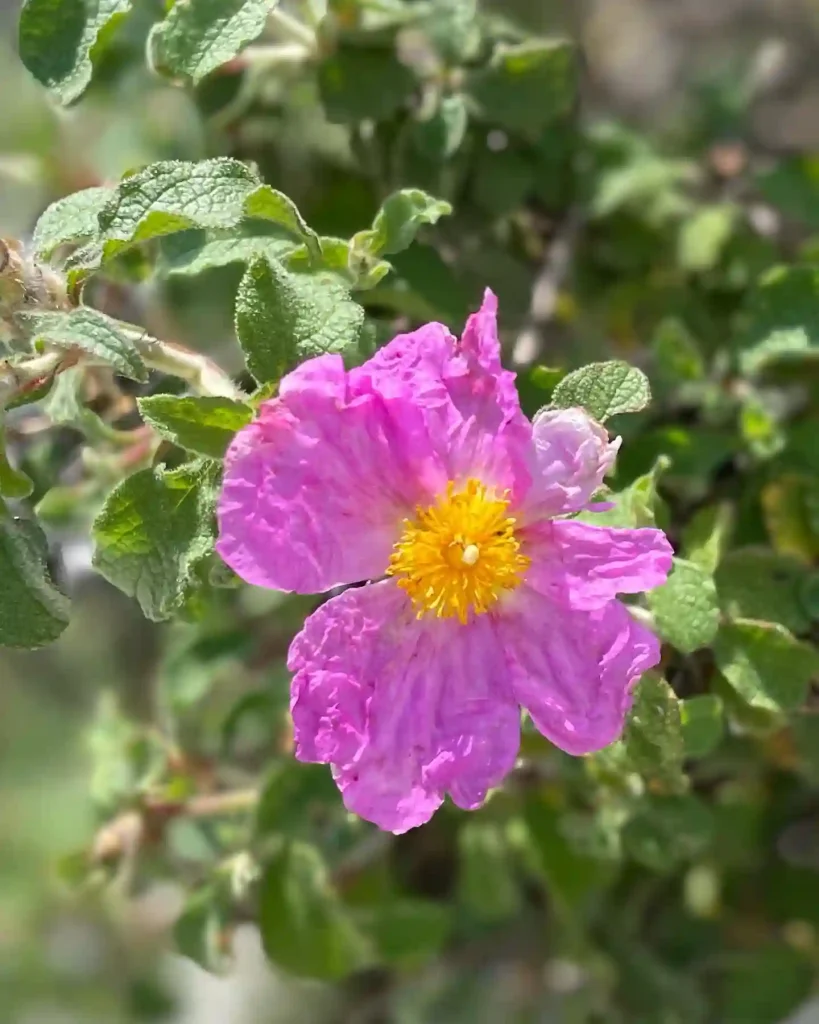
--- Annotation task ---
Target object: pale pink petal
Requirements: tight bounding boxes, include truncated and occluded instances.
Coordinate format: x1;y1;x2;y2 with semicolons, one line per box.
524;519;673;610
349;289;532;501
288;581;520;833
522;407;620;519
497;588;661;755
216;355;445;593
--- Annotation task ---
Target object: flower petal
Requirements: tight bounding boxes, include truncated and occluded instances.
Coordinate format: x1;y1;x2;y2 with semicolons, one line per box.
497;588;661;755
288;580;520;833
217;354;445;593
522;407;620;519
524;519;673;610
349;289;532;499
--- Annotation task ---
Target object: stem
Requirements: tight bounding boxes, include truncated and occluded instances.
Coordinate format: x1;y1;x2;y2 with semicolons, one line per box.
126;331;243;400
242;42;312;66
268;6;317;51
183;788;259;818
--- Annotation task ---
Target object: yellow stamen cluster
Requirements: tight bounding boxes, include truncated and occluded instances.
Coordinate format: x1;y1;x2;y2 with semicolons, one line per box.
387;479;529;624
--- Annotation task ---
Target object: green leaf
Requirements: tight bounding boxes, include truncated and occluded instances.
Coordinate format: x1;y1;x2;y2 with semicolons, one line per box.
138;395;252;459
466;39;576;137
791;713;819;783
259;841;369;980
580;456;670;530
761;473;819;563
243;186;321;260
584;124;694;222
0;507;70;648
42;366;112;441
720;945;813;1024
32;187;114;258
351;189;452;260
319;46;417;123
411;94;469;160
254;762;339;838
714;619;819;712
739;265;819;374
149;0;277;84
681;503;733;574
22;308;147;382
360;899;450;969
92;462;219;622
757;155;819;230
98;159;261;257
0;432;33;499
18;0;132;105
651;317;706;384
458;821;521;923
646;558;720;654
473;147;535;217
422;0;480;63
551;360;650;422
680;696;724;758
523;790;610;909
158;230;298;277
286;236;391;290
624;674;686;793
716;547;813;636
677;203;737;272
623;795;713;872
88;692;168;811
174;886;230;973
235;258;365;384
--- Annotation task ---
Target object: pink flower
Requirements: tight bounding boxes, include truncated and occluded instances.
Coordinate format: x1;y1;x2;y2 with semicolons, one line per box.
217;291;673;833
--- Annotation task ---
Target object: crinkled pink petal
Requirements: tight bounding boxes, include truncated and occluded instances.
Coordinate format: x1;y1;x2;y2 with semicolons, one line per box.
524;519;673;610
521;407;620;520
349;289;532;501
288;581;520;833
216;355;446;593
497;588;661;755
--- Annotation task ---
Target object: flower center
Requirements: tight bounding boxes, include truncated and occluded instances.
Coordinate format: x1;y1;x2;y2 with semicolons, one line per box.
387;478;530;624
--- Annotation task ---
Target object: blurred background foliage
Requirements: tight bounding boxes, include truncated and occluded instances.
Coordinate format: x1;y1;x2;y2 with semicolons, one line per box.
7;0;819;1022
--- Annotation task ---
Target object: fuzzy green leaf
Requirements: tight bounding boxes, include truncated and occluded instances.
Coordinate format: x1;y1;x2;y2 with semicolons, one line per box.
680;696;724;758
647;557;720;654
259;841;369;980
235;257;365;384
319;46;417;123
0;507;70;648
98;159;260;257
739;265;819;373
681;503;733;574
551;360;651;422
466;39;575;137
351;189;452;261
0;431;34;499
412;94;469;160
149;0;278;84
158;230;298;277
624;674;686;793
92;462;219;621
174;886;231;972
623;795;713;872
32;187;114;258
716;548;813;636
138;395;252;458
23;308;147;382
243;186;321;260
714;619;819;712
18;0;132;105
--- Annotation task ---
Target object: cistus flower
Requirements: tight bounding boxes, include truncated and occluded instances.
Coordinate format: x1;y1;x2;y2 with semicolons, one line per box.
217;291;673;833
